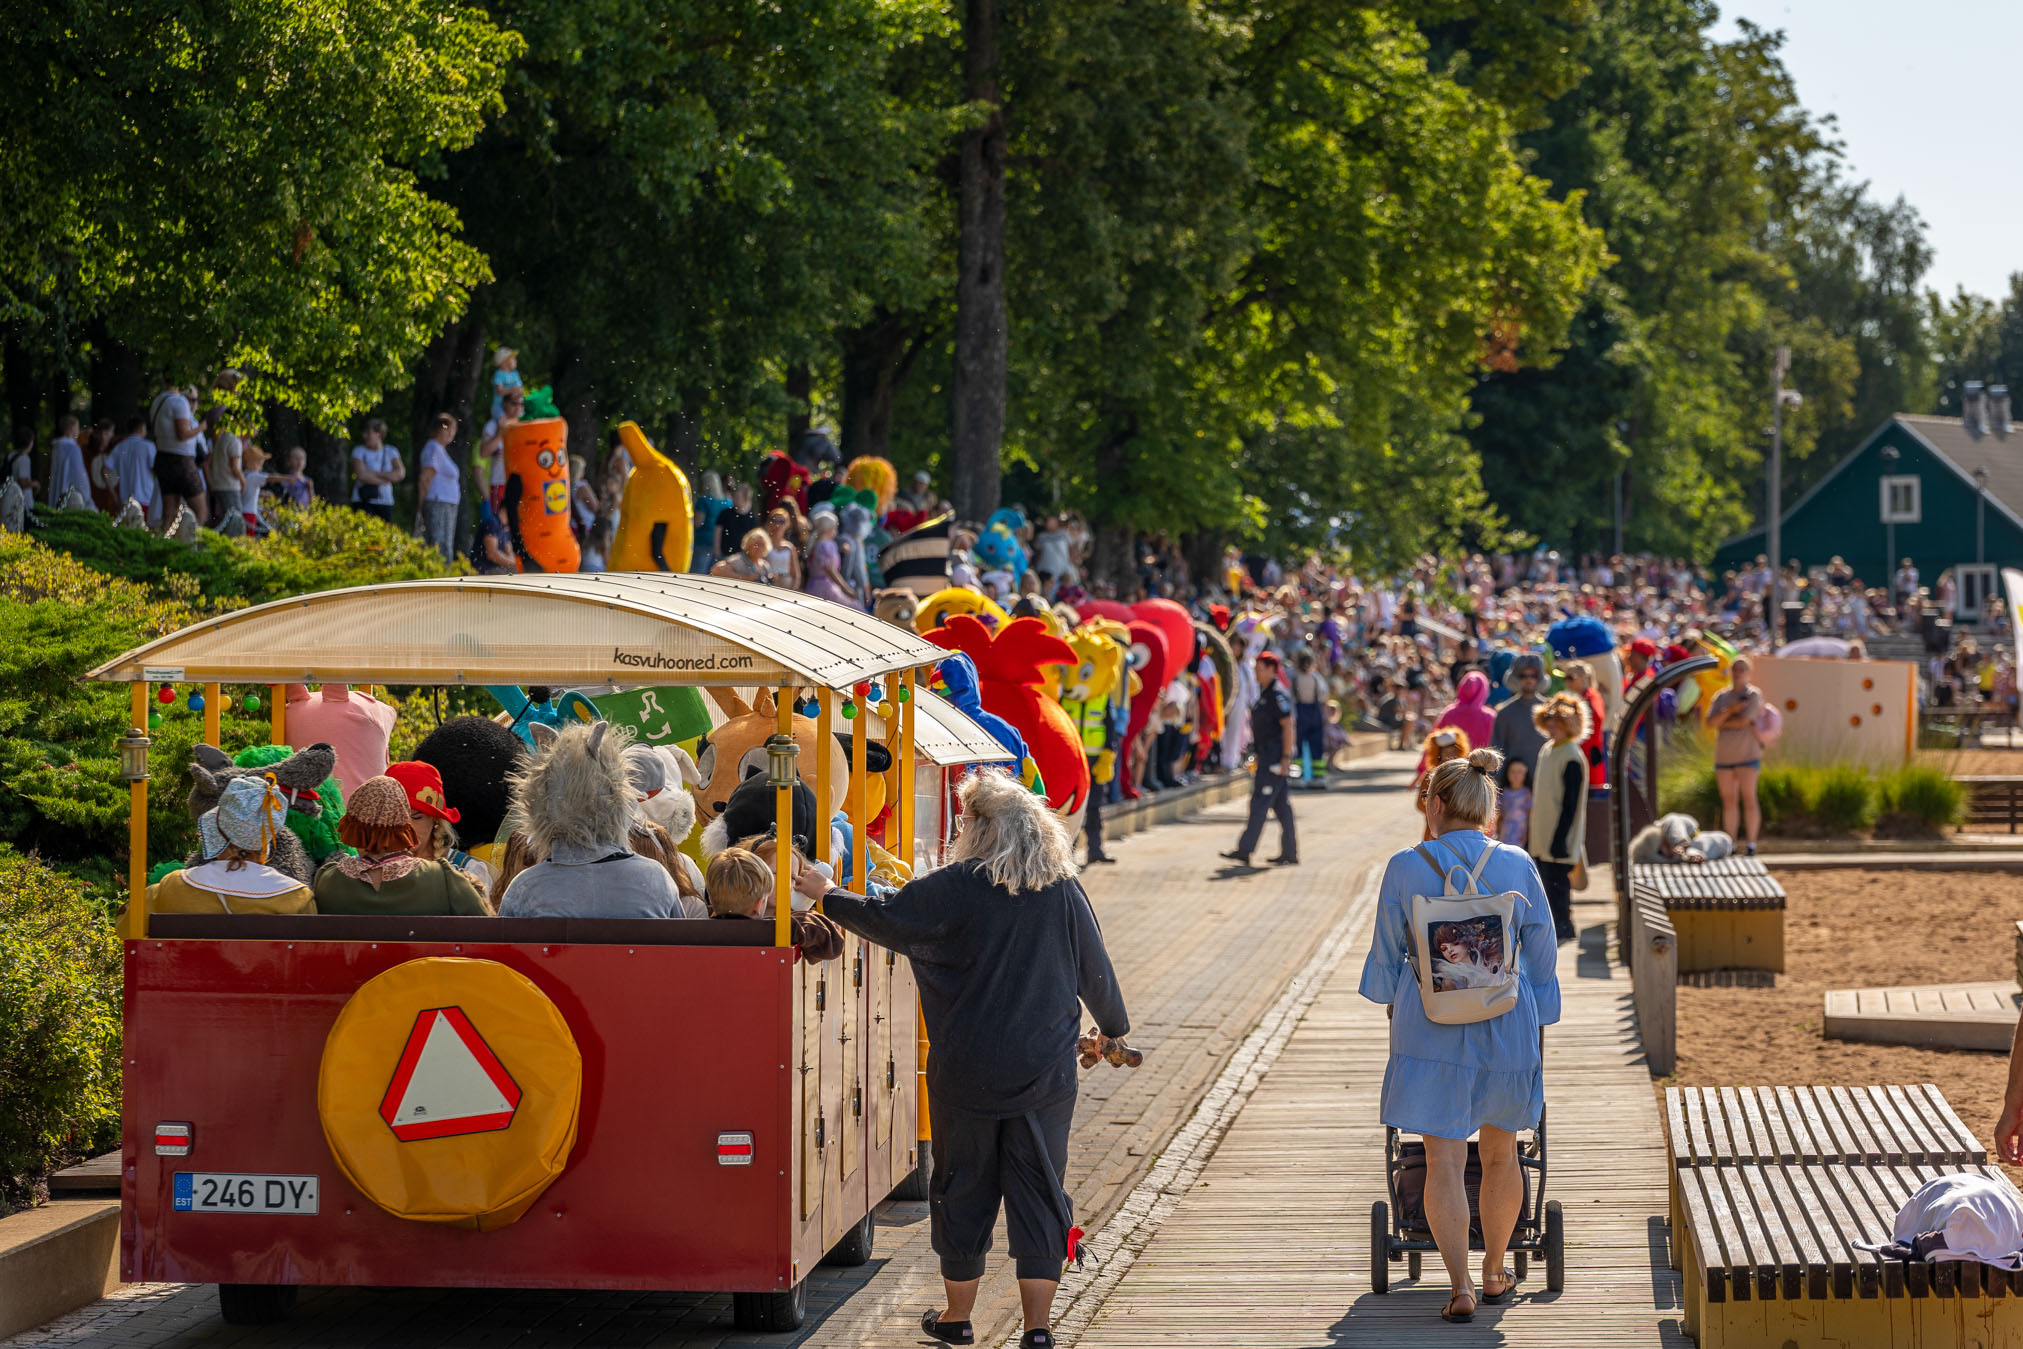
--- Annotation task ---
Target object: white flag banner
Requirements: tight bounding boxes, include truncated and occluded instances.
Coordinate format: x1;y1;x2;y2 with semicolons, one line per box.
2003;568;2023;644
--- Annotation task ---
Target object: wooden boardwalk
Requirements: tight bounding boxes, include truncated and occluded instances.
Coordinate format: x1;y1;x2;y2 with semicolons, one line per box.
1072;881;1688;1346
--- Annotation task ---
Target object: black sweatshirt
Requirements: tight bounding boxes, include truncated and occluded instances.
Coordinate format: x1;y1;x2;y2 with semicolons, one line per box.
1551;756;1584;859
819;860;1130;1117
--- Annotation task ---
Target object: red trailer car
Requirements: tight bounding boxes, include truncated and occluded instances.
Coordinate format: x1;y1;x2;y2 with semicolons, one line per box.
93;576;1012;1330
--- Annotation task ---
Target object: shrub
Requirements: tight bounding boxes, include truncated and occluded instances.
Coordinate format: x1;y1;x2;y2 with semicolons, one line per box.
0;849;123;1212
1811;764;1878;834
1876;764;1965;838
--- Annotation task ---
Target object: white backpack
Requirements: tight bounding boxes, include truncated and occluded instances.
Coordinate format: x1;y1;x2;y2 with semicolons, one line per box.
1406;838;1523;1025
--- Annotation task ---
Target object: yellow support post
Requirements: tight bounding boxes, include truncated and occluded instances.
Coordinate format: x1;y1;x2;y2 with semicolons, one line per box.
899;669;917;867
850;684;869;892
269;684;286;744
202;682;222;748
127;683;150;941
774;686;794;948
815;688;832;865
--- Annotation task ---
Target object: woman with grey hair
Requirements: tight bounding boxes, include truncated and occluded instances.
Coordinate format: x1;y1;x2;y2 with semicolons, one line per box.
797;768;1130;1349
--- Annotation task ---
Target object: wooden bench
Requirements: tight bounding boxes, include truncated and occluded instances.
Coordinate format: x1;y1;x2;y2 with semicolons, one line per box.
1664;1084;2023;1347
1824;981;2021;1051
1627;888;1678;1076
1631;856;1786;973
1963;777;2023;834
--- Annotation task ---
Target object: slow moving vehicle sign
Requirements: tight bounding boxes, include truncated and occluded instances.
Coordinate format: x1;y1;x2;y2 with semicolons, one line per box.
379;1007;522;1141
318;957;582;1229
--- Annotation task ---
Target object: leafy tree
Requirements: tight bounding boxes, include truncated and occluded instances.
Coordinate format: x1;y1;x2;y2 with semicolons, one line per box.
1930;276;2023;416
3;0;519;424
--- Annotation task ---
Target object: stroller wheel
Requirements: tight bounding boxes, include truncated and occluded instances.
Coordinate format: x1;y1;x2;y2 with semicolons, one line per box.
1406;1251;1421;1281
1370;1201;1390;1294
1545;1200;1565;1292
1513;1251;1528;1282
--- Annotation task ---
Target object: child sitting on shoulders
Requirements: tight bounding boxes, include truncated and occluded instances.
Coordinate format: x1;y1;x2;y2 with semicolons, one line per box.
706;846;845;961
1495;757;1532;848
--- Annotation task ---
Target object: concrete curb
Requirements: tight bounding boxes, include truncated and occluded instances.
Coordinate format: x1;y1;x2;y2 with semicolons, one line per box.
1768;853;2023;871
0;1197;121;1341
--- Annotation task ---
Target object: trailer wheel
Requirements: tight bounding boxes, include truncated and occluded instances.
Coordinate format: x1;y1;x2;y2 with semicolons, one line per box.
822;1209;876;1267
732;1280;807;1333
1514;1250;1528;1282
892;1152;931;1202
1369;1201;1389;1294
1544;1200;1564;1293
1406;1251;1421;1281
217;1284;297;1325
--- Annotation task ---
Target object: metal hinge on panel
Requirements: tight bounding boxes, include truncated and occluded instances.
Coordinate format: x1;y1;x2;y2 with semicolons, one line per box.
853;953;863;988
852;1087;862;1119
815;979;826;1012
886;948;896;966
815;1114;827;1148
885;1059;895;1091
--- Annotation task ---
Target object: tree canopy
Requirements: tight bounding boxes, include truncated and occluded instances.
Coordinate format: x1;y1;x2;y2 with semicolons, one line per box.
1;0;2005;573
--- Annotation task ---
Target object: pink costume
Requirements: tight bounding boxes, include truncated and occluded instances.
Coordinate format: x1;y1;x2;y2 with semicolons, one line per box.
285;684;398;799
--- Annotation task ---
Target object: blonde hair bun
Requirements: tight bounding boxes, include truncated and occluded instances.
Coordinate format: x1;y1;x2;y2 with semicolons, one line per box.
1465;746;1504;775
1424;747;1503;827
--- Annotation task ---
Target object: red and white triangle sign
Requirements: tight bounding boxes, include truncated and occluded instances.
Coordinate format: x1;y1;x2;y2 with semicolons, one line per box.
378;1006;522;1141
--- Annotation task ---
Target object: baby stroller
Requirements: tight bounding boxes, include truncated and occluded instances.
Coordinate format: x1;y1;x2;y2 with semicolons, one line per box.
1369;1105;1563;1294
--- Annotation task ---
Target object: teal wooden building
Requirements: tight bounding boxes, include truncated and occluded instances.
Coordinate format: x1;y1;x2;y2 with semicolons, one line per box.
1713;411;2023;619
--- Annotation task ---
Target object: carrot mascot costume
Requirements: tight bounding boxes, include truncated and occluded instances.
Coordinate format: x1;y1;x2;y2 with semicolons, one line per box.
500;410;579;573
609;422;694;572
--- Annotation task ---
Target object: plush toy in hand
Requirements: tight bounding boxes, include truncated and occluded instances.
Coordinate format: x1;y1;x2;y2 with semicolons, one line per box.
1076;1028;1144;1069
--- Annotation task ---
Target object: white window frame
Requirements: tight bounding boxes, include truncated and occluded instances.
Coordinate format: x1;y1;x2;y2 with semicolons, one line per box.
1880;474;1921;524
1958;564;1998;625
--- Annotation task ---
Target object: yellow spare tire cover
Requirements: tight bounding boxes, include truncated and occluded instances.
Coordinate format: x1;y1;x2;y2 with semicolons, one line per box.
317;957;582;1230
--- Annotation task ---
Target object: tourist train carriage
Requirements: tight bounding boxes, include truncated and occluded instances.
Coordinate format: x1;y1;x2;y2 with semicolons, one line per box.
90;575;1010;1331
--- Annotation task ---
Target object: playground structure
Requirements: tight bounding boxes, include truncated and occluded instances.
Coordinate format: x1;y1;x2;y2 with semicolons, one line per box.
90;575;1012;1331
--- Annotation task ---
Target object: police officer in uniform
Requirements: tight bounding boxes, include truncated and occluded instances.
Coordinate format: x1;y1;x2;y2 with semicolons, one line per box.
1222;650;1298;866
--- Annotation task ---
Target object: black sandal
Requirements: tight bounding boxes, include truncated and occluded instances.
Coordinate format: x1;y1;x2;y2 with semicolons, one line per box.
1441;1289;1476;1323
1480;1268;1517;1303
921;1310;975;1344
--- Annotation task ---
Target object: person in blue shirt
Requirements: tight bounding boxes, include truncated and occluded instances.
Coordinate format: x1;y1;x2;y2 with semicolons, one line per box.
1358;746;1561;1323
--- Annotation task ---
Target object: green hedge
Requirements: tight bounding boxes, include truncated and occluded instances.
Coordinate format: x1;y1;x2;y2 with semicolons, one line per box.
0;850;122;1212
1666;757;1963;838
1;505;464;895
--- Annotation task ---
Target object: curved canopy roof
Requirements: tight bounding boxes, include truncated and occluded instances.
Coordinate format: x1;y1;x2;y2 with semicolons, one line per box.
87;574;951;691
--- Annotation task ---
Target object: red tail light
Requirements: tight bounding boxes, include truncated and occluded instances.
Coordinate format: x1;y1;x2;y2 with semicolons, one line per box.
154;1122;192;1156
716;1131;754;1166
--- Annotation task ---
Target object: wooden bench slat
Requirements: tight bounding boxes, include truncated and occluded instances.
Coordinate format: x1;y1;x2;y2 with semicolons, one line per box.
1915;1082;1990;1163
1775;1164;1857;1299
1677;1164;1731;1304
1883;1083;1947;1161
1758;1162;1834;1299
1832;1165;1909;1298
1856;1085;1914;1163
1738;1164;1805;1298
1775;1084;1824;1164
1710;1164;1778;1300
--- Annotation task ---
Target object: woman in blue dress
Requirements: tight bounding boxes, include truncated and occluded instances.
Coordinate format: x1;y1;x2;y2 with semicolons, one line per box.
1359;745;1562;1322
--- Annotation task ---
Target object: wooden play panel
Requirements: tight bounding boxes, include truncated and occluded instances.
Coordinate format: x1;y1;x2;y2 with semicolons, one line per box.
1824;980;2021;1052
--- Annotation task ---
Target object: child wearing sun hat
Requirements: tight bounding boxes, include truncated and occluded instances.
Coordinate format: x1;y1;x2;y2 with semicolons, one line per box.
148;776;317;915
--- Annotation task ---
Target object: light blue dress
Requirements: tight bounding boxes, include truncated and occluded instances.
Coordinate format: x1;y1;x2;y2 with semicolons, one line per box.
1357;828;1562;1140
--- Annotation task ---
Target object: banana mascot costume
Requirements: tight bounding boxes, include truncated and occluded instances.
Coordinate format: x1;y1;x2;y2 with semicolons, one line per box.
609;422;694;572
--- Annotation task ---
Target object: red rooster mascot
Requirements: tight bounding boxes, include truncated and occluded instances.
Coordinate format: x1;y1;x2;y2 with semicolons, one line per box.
927;615;1091;827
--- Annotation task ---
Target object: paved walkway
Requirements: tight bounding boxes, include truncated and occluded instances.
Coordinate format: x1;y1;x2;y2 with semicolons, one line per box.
5;759;1418;1349
1068;883;1687;1347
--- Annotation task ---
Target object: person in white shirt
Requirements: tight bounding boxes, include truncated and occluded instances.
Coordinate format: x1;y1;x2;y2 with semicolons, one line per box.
108;417;159;522
8;426;37;506
148;380;206;527
414;412;461;561
238;441;271;535
349;417;405;522
46;415;91;510
204;407;243;526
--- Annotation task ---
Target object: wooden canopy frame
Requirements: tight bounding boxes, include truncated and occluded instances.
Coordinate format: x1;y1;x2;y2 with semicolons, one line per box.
91;576;1009;947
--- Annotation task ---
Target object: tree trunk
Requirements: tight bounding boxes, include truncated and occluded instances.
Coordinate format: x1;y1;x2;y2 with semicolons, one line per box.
950;0;1006;524
1091;524;1137;597
88;322;144;428
4;333;40;444
785;362;811;458
840;310;931;463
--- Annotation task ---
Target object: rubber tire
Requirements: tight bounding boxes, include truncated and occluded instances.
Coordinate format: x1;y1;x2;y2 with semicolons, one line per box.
1406;1251;1421;1281
822;1208;876;1267
1544;1200;1565;1293
732;1281;807;1333
1370;1201;1390;1294
891;1151;931;1202
217;1284;297;1325
1514;1250;1529;1282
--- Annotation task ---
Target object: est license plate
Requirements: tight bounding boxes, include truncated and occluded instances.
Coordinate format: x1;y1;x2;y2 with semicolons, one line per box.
173;1173;319;1215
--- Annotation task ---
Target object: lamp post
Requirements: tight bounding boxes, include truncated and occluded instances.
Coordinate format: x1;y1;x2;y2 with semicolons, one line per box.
1767;346;1803;651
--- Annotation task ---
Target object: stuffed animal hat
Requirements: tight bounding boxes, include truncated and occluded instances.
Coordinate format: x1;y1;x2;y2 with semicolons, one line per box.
198;775;289;862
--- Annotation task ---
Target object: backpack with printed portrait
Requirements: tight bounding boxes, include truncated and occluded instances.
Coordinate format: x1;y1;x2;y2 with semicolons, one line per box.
1406;837;1523;1025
